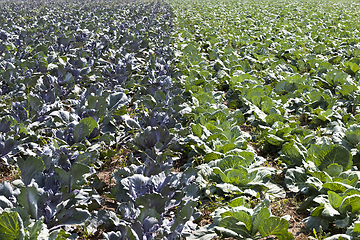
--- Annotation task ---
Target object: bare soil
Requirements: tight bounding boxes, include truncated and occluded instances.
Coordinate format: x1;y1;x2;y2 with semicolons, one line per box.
0;163;19;184
197;208;213;227
173;157;188;172
270;193;311;240
96;147;132;189
240;124;253;134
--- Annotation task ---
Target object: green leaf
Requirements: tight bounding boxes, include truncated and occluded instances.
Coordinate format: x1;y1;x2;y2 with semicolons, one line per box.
344;188;360;196
17;157;44;186
73;117;98;143
0;211;24;240
28;95;42;113
266;113;284;125
11;207;31;227
48;229;70;240
344;126;360;147
282;141;306;166
186;223;217;240
334;215;350;228
323;182;351;193
204;152;223;162
218;216;251;238
220;143;236;153
63;73;74;84
251;207;270;235
215;183;242;194
48;208;90;229
108;92;128;111
76;151;99;165
275;80;298;94
351;221;360;233
87;96;107;118
339;85;356;97
258;217;289;237
267;134;285;146
304;216;329;232
229;197;246;207
316;145;352;171
55;163;89;192
17;187;39;220
306;176;323;191
314;44;326;54
81;117;98;132
221;208;252;231
27;217;48;240
328;191;343;209
224;126;246;141
324;164;343;177
322;202;340;217
265;180;286;198
230;110;245;125
247;87;265;107
214;226;240;238
329;55;342;64
70;163;90;190
336;171;359;187
182;43;199;55
345;61;359;75
50;111;70;123
340;195;360;214
191;123;203;138
207;133;227;142
285;167;307;193
309;171;331;183
216;154;254;170
249;104;267;123
317;109;333;122
226;168;248;185
213;168;230;183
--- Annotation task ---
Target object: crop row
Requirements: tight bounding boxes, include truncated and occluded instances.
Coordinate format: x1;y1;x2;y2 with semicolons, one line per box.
169;0;360;239
2;0;360;239
0;0;199;239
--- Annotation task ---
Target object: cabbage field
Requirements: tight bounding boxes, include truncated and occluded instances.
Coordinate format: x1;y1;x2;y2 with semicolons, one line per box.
1;0;360;239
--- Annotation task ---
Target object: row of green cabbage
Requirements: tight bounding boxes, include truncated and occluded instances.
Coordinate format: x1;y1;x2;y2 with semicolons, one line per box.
168;0;360;238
